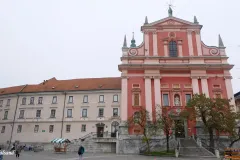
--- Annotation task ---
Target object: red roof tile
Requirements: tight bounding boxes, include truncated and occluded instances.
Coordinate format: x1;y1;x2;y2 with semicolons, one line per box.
0;85;26;96
0;77;121;95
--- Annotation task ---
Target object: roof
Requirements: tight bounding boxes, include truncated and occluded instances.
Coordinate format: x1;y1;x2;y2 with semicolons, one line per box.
0;77;121;96
0;85;26;96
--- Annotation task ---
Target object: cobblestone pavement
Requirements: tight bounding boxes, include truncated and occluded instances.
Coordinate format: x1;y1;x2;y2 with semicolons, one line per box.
2;151;219;160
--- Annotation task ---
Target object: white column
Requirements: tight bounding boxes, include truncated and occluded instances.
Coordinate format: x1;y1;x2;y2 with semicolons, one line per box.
163;41;168;57
187;30;194;56
145;76;152;120
153;32;158;56
121;77;128;121
154;76;161;116
225;76;236;111
178;41;183;57
195;31;202;56
144;32;149;56
191;77;199;94
201;77;209;97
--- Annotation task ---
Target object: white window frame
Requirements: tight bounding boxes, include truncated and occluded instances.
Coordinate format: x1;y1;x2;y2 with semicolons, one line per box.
83;95;88;103
17;125;22;133
81;124;86;132
113;95;118;102
0;100;3;107
82;109;87;117
68;96;73;103
4;111;8;119
19;110;24;119
6;99;10;106
38;97;43;104
99;95;104;103
52;96;57;104
22;97;26;105
185;93;192;105
50;109;56;118
36;110;41;118
67;109;72;118
98;108;104;117
113;108;118;116
49;125;54;133
30;97;34;104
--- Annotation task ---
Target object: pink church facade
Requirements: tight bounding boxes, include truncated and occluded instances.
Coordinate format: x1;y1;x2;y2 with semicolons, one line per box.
118;12;235;136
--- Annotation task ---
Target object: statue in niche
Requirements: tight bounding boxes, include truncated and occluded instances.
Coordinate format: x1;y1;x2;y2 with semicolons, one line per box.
174;94;181;106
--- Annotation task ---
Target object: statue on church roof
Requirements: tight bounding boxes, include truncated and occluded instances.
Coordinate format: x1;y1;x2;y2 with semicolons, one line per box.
130;32;136;48
168;5;173;17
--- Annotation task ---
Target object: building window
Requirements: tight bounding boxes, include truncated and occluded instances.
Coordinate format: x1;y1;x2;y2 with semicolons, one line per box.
99;95;104;103
22;98;26;105
98;108;104;117
1;126;5;133
82;109;87;117
113;95;118;102
163;94;169;106
50;109;56;118
185;94;191;104
3;111;8;119
66;125;71;132
68;96;73;103
30;97;34;104
17;125;22;133
67;109;72;118
38;97;43;104
49;125;54;133
0;100;3;107
34;125;39;133
83;95;88;103
19;110;25;119
81;124;86;132
174;94;181;106
133;93;140;106
36;110;41;118
6;99;10;106
113;108;118;116
169;41;178;57
52;96;57;104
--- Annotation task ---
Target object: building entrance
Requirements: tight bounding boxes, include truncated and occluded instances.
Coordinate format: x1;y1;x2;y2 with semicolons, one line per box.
175;120;185;138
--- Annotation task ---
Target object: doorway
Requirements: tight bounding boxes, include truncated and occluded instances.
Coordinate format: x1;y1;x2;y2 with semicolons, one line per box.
97;127;104;137
175;120;185;138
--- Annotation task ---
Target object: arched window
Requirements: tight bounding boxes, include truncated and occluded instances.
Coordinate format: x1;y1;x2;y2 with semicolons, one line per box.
169;41;178;57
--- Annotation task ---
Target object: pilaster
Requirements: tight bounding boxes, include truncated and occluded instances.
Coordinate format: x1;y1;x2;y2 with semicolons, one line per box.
153;31;158;56
200;76;209;97
163;40;168;57
144;31;149;56
144;76;152;120
195;30;202;56
187;30;194;56
191;76;199;94
177;40;183;57
154;76;161;116
224;76;236;111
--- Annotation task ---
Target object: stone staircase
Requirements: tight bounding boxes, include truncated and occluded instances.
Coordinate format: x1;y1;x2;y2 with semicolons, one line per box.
68;133;116;153
179;138;216;158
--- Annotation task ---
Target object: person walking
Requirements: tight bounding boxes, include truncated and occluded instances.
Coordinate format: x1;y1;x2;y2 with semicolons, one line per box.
0;147;3;160
15;145;21;159
78;145;85;160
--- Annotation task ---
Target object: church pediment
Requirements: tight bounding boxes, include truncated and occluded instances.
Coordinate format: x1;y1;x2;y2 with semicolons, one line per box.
142;16;202;29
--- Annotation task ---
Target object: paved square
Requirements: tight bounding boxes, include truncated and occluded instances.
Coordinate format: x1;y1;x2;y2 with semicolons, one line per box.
2;151;219;160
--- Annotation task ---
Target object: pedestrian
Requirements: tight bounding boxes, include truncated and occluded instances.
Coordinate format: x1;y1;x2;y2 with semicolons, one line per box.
0;147;3;160
78;145;85;160
15;145;21;159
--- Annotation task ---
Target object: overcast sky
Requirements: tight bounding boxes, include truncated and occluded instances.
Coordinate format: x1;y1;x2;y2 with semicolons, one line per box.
0;0;239;93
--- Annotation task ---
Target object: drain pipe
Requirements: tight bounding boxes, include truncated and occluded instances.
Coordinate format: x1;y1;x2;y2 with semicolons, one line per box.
9;85;27;149
60;92;67;138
